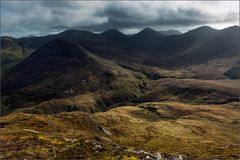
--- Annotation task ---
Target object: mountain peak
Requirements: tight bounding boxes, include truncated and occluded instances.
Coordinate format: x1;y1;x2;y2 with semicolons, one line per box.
26;38;90;63
100;29;126;41
101;29;123;35
3;38;102;93
58;29;93;37
188;26;216;33
184;26;217;36
134;28;164;38
139;28;159;34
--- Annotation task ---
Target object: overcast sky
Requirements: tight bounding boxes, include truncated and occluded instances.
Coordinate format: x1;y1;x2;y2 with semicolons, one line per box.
1;1;239;37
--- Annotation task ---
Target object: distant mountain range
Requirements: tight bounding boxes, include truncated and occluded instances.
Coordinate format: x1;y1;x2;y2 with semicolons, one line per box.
2;26;239;68
1;25;240;115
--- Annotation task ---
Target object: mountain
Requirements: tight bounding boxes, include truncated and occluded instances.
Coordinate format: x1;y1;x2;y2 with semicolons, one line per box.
132;28;164;38
1;26;239;82
16;29;129;57
2;38;101;90
1;37;24;66
1;26;240;159
168;26;240;66
100;29;127;41
130;28;166;43
3;26;239;68
1;38;146;115
143;26;240;66
0;36;33;73
158;30;181;35
1;39;102;112
127;28;166;54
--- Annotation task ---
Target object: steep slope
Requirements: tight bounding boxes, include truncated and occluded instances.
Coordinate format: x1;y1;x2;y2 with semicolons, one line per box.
2;38;102;91
1;38;146;115
0;36;33;73
128;28;166;54
144;26;240;67
1;37;23;68
100;29;127;42
132;79;239;104
169;26;240;66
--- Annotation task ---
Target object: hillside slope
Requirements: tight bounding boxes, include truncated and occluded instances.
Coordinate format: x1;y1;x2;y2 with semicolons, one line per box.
132;79;239;104
1;39;146;115
1;102;239;159
0;37;33;73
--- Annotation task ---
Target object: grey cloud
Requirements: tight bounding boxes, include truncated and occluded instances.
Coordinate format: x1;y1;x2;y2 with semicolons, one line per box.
78;5;211;31
1;1;239;37
77;2;238;31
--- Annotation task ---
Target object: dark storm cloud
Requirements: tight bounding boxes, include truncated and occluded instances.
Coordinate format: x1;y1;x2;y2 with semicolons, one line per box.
1;1;239;37
76;4;221;31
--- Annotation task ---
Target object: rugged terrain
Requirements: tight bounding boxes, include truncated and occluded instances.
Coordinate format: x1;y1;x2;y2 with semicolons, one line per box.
0;26;240;159
1;102;240;159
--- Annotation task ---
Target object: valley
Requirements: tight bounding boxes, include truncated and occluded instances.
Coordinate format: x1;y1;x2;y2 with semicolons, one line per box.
0;26;240;160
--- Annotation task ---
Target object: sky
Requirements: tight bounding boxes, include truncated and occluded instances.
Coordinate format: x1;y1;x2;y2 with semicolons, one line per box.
1;1;239;37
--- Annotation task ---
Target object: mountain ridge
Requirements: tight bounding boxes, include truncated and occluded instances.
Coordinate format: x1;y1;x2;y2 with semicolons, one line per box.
1;38;147;115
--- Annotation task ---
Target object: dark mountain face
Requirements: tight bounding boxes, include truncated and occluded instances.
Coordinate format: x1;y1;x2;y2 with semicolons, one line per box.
127;28;166;53
3;26;240;67
100;29;127;40
1;37;151;116
133;28;164;38
165;26;240;66
17;29;102;51
184;26;217;35
130;28;166;44
2;38;103;90
15;28;166;56
158;30;182;35
142;26;240;66
22;38;93;64
1;39;108;112
157;26;219;53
